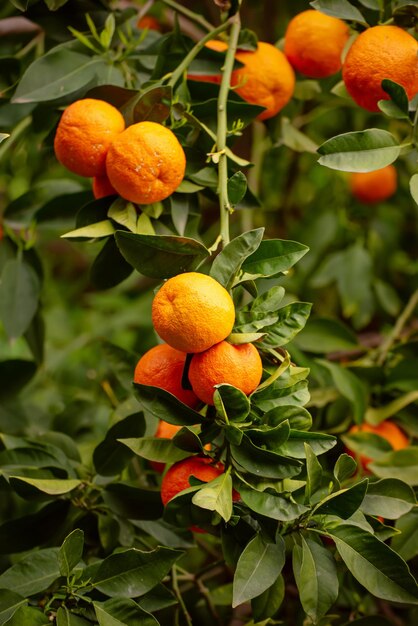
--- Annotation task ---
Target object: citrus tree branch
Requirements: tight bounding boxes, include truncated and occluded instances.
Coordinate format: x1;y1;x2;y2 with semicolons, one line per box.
376;287;418;365
161;0;215;32
217;7;242;247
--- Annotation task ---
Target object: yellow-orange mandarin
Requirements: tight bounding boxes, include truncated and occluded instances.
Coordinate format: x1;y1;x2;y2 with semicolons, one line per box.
188;340;263;406
189;40;295;120
284;10;349;78
106;121;186;204
347;421;409;469
342;25;418;112
151;273;235;353
350;165;397;204
133;343;199;408
54;99;125;177
137;15;161;31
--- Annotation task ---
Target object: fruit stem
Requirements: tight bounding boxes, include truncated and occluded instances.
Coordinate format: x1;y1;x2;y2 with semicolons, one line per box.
161;0;216;33
167;19;232;88
217;9;242;247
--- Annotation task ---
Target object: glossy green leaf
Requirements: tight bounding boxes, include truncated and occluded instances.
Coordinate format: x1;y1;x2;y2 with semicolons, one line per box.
210;228;264;289
293;535;339;622
317;129;401;172
192;472;233;522
239;486;308;521
369;447;418;485
4;606;49;626
213;384;251;422
0;590;26;625
121;84;172;125
327;524;418;604
238;239;309;281
305;443;323;501
94;413;146;476
0;259;40;339
56;607;91;626
0;360;37;400
334;453;357;484
62;220;115;239
278;430;336;458
115;232;209;278
232;534;285;607
410;173;418;205
259;302;312;347
295;317;358;353
133;383;203;426
227;171;248;206
58;529;84;577
103;483;163;521
9;476;81;496
361;479;416;519
392;508;418;561
311;0;367;23
379;80;410;119
231;434;302;479
94;598;159;626
251;574;284;621
92;547;182;597
119;437;189;464
314;479;368;519
90;237;133;289
0;548;60;596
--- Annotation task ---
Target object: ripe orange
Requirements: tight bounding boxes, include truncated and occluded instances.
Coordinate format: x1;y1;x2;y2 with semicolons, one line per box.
137;15;161;31
161;455;240;507
284;10;349;78
54;99;125;177
151;273;235;353
342;25;418;112
188;340;263;406
150;420;182;473
347;421;409;469
189;40;295;120
350;165;397;204
133;343;199;408
105;121;186;205
92;174;117;199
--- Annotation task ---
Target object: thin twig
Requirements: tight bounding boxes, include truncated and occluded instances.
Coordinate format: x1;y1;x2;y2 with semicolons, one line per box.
172;565;193;626
161;0;215;32
376;288;418;365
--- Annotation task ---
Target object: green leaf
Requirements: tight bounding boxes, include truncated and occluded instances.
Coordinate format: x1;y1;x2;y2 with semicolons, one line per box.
239;486;309;521
277;430;336;458
238;239;309;281
259;302;312;348
0;133;10;144
210;228;264;290
0;590;26;625
56;607;91;626
103;483;163;521
9;477;81;496
90;237;133;289
305;443;323;501
369;447;418;485
93;413;146;476
0;548;60;596
92;547;182;597
294;317;358;353
334;453;357;484
314;479;368;519
246;420;290;451
0;360;37;400
293;536;339;623
4;606;49;626
119;437;189;464
108;200;138;233
121;84;172;126
392;508;418;561
133;383;203;426
115;232;209;278
410;173;418;205
94;598;159;626
0;259;40;339
232;534;285;607
213;384;251;423
13;48;122;103
192;472;234;522
62;220;115;239
317;129;401;172
281;117;318;153
58;529;84;578
361;479;416;520
227;171;248;206
379;80;410;120
311;0;367;23
231;434;302;479
251;574;284;621
326;524;418;604
318;360;367;423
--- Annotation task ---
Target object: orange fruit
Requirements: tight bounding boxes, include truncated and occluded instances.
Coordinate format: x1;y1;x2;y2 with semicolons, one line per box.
151;272;235;353
105;121;186;205
189;40;295;120
54;99;125;177
188;340;263;406
137;15;161;31
342;25;418;112
350;165;397;204
347;421;409;469
284;10;349;78
133;343;199;408
92;173;117;199
150;420;182;473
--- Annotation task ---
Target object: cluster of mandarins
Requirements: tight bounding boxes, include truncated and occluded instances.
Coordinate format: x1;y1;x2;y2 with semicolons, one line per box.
54;98;186;204
133;271;261;508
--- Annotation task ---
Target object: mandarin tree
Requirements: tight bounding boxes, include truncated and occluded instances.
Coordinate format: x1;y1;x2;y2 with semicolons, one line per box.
0;1;418;625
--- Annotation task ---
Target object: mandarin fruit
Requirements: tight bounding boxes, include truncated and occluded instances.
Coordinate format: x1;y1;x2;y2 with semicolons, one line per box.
54;98;125;177
92;173;117;199
152;273;235;353
134;343;199;408
106;121;186;204
284;10;349;78
350;165;397;204
342;25;418;112
188;340;263;405
347;421;409;469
